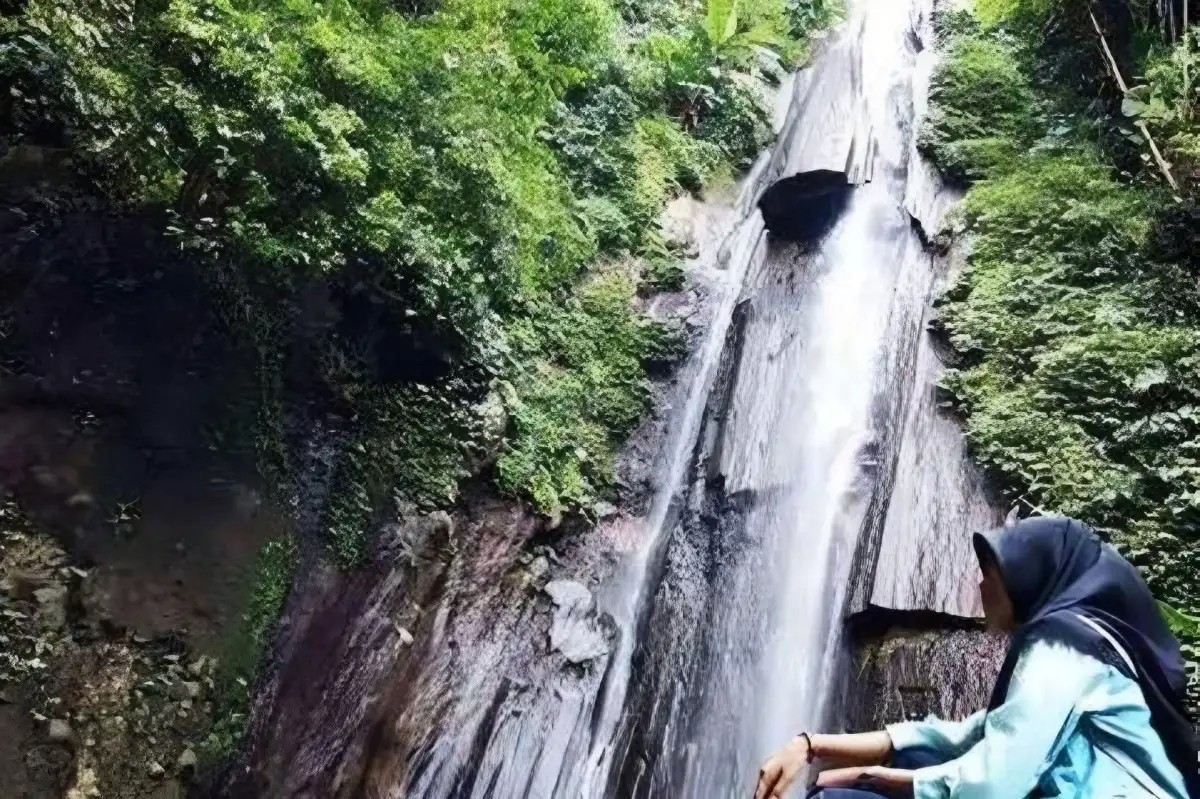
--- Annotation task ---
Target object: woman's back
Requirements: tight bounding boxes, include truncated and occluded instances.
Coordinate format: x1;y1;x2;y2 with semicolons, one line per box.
754;519;1197;799
887;638;1188;799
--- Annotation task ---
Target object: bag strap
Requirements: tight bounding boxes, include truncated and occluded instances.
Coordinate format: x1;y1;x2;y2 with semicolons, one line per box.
1074;614;1181;799
1075;612;1136;676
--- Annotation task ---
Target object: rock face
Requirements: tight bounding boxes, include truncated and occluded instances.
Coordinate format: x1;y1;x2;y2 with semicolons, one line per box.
841;626;1007;731
0;200;353;797
215;509;453;796
544;581;611;665
599;6;1011;795
207;165;741;797
32;584;67;630
209;495;579;798
835;241;1006;730
0;502;220;799
845;238;1001;622
46;718;72;744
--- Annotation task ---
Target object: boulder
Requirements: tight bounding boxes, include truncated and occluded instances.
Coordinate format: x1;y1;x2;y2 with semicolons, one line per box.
46;719;72;745
843;626;1005;731
177;748;197;773
149;778;184;799
543;580;610;665
33;584;68;630
2;569;51;601
525;556;550;588
169;681;200;701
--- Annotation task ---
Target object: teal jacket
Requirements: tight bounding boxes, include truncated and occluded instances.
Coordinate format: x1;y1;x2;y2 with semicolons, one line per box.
887;639;1189;799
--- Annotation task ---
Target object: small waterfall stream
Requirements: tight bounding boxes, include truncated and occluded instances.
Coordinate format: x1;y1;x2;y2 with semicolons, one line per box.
596;2;1002;795
219;1;1005;796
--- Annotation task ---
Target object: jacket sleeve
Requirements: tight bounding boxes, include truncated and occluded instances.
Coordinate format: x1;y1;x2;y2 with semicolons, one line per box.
905;640;1105;799
886;709;986;761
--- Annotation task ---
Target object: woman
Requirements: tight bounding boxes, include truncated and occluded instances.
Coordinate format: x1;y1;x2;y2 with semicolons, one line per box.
754;516;1199;799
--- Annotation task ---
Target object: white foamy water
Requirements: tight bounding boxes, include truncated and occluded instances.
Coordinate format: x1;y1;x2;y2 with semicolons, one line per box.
225;3;1006;796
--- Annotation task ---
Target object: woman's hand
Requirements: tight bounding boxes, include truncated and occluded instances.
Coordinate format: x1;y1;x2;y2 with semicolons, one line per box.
815;765;914;790
754;735;811;799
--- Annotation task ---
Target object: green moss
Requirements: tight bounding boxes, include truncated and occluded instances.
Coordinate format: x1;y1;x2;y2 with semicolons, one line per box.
325;382;480;568
920;22;1040;181
498;268;682;514
644;256;687;292
972;0;1057;25
694;77;774;169
943;109;1199;552
202;535;299;761
933;2;1200;710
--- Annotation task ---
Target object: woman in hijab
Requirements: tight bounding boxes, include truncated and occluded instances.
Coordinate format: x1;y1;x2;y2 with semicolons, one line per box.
753;516;1198;799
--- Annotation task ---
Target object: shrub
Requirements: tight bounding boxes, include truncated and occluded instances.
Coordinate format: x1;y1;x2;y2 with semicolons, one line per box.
920;26;1040;181
695;74;774;168
786;0;843;40
1;0;614;331
497;269;678;514
1127;32;1200;187
930;1;1200;707
637;113;725;191
644;255;687;292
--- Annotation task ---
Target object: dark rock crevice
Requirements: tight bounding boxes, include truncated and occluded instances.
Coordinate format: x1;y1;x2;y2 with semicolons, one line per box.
847;605;987;638
758;169;854;242
840;626;1005;732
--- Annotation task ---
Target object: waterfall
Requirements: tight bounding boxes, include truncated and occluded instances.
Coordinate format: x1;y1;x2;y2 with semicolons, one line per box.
592;1;1001;795
220;1;1005;795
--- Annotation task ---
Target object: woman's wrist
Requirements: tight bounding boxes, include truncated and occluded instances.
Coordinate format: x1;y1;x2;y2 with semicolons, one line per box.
796;732;816;763
806;733;824;760
798;731;893;767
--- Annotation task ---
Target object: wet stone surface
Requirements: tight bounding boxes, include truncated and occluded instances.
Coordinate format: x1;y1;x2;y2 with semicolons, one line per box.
843;625;1006;731
543;580;612;665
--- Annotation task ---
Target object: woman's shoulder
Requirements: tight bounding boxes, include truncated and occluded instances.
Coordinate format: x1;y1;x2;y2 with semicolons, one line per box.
1010;635;1115;688
1016;612;1139;676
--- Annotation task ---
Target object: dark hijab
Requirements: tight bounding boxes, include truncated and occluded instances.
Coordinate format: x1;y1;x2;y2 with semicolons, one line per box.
975;516;1198;796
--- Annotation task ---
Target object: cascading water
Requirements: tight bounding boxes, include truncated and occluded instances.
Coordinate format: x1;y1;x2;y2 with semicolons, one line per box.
219;1;1004;796
595;2;1003;795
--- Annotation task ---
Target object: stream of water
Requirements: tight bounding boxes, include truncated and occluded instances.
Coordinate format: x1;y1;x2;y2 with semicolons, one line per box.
221;1;1007;795
592;2;962;794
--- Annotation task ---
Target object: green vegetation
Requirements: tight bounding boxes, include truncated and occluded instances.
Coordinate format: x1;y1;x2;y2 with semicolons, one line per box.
1133;30;1199;186
0;0;839;750
920;11;1039;181
1161;600;1200;638
0;0;835;542
499;268;685;513
202;535;299;760
927;3;1199;707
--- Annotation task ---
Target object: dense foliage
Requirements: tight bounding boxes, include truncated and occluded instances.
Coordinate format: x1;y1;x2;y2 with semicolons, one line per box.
0;0;834;538
1;0;838;753
926;2;1200;706
919;13;1040;182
